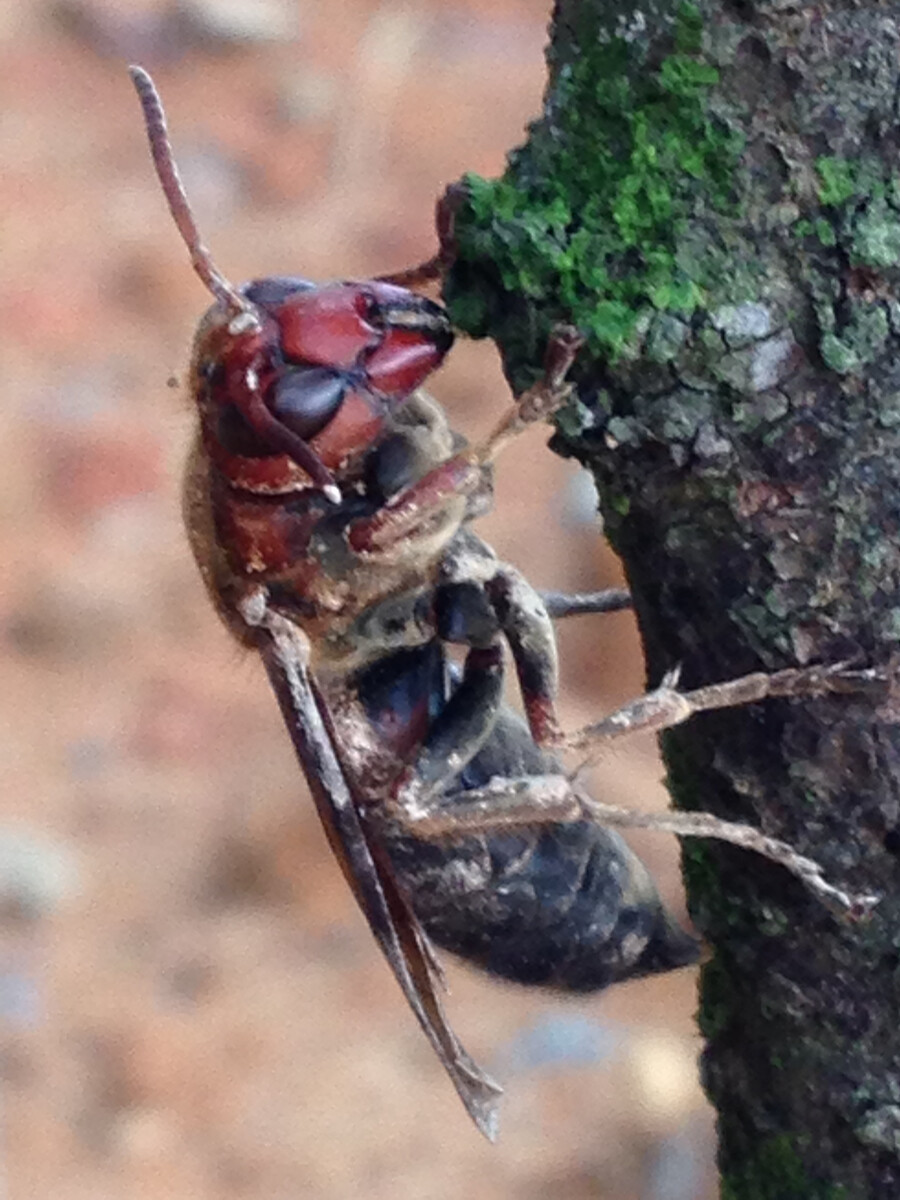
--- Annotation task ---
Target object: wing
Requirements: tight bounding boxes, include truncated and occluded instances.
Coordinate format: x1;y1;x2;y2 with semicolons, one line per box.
257;612;502;1139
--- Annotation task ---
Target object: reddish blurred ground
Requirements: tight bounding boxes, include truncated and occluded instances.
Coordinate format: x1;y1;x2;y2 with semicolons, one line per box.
0;3;717;1197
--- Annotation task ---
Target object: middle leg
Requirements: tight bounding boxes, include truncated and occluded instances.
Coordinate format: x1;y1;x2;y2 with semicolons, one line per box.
561;662;891;764
539;588;632;618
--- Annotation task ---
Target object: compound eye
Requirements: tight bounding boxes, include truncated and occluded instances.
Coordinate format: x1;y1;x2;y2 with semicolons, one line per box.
270;366;346;440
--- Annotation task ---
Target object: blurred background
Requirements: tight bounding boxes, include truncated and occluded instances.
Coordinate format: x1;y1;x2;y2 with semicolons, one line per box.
0;2;717;1197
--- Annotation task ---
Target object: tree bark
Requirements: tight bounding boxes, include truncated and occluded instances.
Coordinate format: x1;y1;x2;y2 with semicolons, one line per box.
443;1;900;1195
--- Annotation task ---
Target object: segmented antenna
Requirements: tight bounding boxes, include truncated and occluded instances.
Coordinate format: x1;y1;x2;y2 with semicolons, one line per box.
130;67;341;502
129;65;251;316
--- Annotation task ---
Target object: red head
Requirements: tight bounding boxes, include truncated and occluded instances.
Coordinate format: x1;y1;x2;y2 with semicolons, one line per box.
130;67;452;502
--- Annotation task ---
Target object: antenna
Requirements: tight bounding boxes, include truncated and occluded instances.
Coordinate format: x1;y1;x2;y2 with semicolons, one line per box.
129;67;341;502
129;66;251;317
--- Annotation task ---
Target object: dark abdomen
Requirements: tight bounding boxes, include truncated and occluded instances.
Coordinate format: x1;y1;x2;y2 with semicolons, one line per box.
357;645;699;992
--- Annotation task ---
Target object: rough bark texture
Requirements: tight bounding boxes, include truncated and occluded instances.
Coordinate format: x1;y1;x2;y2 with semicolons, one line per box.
442;1;900;1195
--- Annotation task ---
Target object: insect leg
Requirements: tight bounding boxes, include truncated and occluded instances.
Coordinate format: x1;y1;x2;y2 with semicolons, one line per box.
404;643;506;798
347;327;583;555
386;561;619;795
433;567;628;753
347;454;488;554
375;182;467;288
475;325;584;461
391;772;878;919
403;562;575;798
562;661;891;759
484;566;561;746
382;583;508;805
539;588;632;618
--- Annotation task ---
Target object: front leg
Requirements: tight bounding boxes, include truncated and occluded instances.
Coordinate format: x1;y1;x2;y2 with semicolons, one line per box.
347;326;583;555
375;182;467;289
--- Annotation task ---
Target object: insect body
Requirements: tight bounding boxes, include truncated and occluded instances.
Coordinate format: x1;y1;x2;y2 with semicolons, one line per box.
131;68;880;1138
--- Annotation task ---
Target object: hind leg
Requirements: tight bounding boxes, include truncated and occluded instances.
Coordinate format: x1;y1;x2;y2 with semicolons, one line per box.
387;658;891;920
387;764;878;920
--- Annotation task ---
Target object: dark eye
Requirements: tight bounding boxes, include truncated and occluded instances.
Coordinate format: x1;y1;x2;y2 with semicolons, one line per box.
270;367;346;440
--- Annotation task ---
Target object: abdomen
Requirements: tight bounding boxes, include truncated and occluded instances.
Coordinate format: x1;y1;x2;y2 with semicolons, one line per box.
357;647;699;992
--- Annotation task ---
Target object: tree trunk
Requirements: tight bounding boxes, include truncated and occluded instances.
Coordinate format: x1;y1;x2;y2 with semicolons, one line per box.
443;1;900;1195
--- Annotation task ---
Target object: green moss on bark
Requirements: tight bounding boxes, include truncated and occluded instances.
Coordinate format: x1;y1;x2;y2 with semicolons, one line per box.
721;1133;847;1200
445;2;742;369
